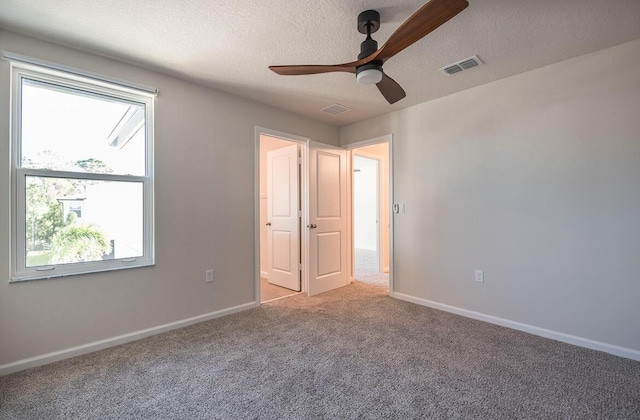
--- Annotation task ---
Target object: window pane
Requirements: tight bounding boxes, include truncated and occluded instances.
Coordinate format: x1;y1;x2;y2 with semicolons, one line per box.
21;79;146;176
25;176;144;267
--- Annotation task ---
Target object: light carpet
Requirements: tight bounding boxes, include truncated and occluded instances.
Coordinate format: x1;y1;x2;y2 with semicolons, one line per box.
354;248;389;288
1;282;639;419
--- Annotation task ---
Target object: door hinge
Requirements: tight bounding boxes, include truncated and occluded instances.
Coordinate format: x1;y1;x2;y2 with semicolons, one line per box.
298;157;302;164
298;263;303;271
298;210;302;217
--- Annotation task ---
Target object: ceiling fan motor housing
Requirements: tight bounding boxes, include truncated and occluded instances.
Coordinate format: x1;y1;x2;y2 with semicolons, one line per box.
358;37;379;60
356;36;383;84
356;10;383;84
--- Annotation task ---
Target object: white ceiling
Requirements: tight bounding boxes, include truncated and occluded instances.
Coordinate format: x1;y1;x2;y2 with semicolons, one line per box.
1;0;639;127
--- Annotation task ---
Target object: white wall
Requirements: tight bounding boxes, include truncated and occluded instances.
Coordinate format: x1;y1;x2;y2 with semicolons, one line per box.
341;39;640;355
353;156;378;251
0;30;339;368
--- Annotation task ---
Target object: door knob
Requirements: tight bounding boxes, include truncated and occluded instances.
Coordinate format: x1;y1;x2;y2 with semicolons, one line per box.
307;223;317;229
266;222;271;226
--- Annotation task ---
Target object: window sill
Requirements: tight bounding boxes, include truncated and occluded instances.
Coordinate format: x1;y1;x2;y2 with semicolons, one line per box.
9;259;155;283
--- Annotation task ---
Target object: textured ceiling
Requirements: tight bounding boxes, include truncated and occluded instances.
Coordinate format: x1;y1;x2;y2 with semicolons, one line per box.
1;0;640;127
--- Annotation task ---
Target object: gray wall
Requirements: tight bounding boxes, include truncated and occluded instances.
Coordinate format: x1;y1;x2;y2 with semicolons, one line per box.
341;39;640;352
0;30;339;366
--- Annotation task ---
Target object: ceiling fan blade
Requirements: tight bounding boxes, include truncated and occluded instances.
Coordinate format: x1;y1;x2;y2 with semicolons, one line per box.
269;64;356;76
375;0;468;63
376;73;406;104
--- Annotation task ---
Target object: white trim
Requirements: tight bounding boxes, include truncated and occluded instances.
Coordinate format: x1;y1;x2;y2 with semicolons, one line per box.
0;301;259;376
388;135;394;294
391;292;640;362
9;63;155;282
347;149;354;287
17;168;148;182
3;51;157;95
254;127;310;304
343;134;394;295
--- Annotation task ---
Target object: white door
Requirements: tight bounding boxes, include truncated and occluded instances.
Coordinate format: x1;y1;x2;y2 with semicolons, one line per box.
267;144;300;291
308;145;348;296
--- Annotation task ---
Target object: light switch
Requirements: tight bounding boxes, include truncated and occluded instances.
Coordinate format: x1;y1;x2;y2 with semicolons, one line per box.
393;203;406;214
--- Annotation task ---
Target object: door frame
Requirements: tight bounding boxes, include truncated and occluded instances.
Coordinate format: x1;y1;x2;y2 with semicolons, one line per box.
254;127;309;303
344;134;394;295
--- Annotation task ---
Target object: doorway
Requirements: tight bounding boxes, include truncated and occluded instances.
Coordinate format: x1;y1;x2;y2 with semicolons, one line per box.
258;131;305;303
350;140;390;289
255;128;366;303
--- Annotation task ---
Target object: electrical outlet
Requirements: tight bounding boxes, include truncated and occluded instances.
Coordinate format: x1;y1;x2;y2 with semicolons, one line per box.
205;270;214;283
475;270;484;283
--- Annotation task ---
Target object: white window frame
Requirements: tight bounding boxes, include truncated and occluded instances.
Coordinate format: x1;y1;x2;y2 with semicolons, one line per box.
9;61;155;282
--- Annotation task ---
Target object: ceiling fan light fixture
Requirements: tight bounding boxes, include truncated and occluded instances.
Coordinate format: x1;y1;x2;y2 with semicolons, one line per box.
356;63;383;85
357;68;383;85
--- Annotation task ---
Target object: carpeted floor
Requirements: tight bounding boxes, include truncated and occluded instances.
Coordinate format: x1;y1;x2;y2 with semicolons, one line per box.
1;282;639;419
354;248;389;288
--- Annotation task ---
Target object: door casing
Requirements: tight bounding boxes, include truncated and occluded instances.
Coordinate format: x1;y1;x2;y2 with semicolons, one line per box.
255;127;309;303
345;135;394;295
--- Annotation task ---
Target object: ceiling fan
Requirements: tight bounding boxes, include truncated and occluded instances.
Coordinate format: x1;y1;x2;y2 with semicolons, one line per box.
269;0;469;104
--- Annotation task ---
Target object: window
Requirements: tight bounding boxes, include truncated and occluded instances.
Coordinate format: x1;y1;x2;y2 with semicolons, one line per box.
69;203;83;219
10;60;155;281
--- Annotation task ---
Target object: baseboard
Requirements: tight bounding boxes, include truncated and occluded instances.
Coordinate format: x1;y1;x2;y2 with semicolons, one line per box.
0;301;259;377
260;271;268;279
391;292;640;362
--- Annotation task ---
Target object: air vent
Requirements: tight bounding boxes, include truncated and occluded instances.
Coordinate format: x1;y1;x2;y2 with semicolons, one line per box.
440;55;482;76
321;103;352;116
442;64;464;75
